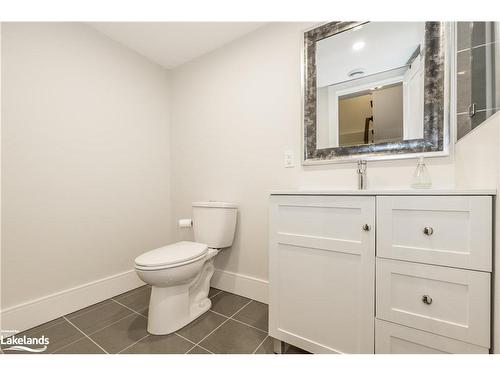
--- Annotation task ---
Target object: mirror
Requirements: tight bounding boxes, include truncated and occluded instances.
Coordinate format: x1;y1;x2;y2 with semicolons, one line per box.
304;22;449;164
456;22;500;140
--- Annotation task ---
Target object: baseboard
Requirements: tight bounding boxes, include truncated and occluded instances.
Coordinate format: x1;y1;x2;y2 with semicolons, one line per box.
211;268;268;303
0;269;144;336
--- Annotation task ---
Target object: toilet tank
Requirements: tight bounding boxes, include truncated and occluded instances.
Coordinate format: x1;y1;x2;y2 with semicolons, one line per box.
192;201;238;249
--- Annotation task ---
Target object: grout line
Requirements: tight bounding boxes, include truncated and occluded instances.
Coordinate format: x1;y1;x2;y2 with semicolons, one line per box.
209;289;223;299
117;334;151;354
65;300;114;320
15;318;65;338
194;300;254;352
187;345;215;354
51;336;87;354
208;303;268;334
228;317;268;334
110;298;148;318
62;317;109;354
114;285;150;300
252;335;269;354
112;286;150;302
208;309;227;318
190;318;230;348
227;300;253;320
174;332;198;348
65;286;148;321
69;311;137;337
45;310;137;353
181;316;228;347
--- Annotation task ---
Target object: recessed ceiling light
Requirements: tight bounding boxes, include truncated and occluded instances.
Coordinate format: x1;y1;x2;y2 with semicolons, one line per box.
348;69;365;78
352;41;365;51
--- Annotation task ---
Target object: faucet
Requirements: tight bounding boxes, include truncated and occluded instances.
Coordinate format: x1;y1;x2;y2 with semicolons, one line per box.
357;160;367;190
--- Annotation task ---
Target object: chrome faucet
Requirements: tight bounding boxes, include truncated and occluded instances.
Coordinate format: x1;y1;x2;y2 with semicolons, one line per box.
357;160;367;190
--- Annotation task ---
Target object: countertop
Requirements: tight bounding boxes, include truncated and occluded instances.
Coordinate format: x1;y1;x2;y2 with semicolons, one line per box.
269;188;497;196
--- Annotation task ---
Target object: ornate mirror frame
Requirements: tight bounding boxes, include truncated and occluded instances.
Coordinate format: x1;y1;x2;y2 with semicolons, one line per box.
303;22;450;164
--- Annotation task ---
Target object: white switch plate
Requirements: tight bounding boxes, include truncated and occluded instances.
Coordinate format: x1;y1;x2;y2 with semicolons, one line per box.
284;151;294;168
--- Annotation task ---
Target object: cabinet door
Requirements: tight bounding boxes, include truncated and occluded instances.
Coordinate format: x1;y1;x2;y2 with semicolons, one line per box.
268;195;375;353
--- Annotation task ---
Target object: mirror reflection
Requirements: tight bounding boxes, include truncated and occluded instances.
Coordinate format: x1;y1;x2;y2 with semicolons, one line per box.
315;22;425;149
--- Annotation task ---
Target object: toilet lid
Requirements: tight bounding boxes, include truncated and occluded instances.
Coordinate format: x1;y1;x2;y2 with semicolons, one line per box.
135;241;208;268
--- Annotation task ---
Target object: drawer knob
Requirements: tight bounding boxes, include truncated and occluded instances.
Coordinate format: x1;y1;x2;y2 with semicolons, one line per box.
362;224;371;231
423;226;434;236
422;295;433;305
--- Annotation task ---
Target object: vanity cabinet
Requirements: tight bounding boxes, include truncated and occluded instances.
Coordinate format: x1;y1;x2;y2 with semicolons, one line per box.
268;192;493;354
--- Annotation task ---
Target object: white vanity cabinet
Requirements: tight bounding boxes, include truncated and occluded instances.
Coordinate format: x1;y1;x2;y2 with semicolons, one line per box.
268;191;494;354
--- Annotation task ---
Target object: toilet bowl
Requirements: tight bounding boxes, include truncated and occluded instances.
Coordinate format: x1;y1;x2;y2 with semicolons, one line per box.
134;201;237;335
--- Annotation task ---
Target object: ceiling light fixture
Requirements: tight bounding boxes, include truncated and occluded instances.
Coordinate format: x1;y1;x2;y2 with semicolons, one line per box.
348;69;365;78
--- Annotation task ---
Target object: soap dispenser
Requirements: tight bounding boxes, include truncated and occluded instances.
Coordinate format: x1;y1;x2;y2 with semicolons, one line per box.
411;157;432;189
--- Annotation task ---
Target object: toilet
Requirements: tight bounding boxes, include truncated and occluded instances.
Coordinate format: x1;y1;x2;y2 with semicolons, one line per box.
134;201;238;335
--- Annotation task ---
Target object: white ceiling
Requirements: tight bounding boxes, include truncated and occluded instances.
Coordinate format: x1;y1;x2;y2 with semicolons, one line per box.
88;22;266;69
316;22;424;87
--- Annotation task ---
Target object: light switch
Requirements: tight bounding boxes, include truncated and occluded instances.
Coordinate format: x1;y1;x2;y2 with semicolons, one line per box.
284;151;294;168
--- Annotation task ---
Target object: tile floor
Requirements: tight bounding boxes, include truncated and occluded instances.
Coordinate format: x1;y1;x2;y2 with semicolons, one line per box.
1;286;309;354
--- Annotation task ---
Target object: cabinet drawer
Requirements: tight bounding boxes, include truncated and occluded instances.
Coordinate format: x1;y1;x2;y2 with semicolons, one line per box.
377;196;492;271
376;258;490;347
375;320;489;354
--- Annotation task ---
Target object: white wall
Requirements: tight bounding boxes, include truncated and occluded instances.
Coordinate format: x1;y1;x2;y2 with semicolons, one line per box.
169;23;456;299
1;23;171;318
452;112;500;352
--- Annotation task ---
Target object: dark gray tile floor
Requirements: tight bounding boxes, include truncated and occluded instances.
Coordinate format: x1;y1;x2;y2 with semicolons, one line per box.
1;286;309;354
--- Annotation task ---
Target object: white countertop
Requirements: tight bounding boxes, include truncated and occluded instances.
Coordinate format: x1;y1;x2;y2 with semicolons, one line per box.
269;188;497;196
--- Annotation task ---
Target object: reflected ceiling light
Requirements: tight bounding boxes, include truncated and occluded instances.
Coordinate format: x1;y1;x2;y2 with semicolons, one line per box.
457;71;466;75
352;41;365;51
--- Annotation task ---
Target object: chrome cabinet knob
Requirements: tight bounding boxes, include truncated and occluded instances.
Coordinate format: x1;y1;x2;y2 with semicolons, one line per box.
362;224;371;231
423;226;434;236
422;295;433;305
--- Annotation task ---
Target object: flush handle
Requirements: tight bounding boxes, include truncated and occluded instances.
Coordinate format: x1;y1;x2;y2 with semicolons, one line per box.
362;224;371;231
423;226;434;236
422;295;433;305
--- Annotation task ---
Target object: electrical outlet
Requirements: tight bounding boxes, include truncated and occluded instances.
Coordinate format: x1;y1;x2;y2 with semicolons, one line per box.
284;151;294;168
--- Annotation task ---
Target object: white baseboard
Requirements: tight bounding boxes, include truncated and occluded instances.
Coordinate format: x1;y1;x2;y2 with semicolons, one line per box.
0;269;144;336
211;269;268;303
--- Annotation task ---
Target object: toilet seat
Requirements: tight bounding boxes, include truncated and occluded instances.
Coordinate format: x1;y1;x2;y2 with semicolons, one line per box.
135;241;208;271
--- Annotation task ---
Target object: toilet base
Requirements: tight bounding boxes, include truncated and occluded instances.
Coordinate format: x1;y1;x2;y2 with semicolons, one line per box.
146;249;218;335
147;286;212;335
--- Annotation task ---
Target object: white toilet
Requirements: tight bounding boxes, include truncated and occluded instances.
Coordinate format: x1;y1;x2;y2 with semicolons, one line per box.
134;201;238;335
